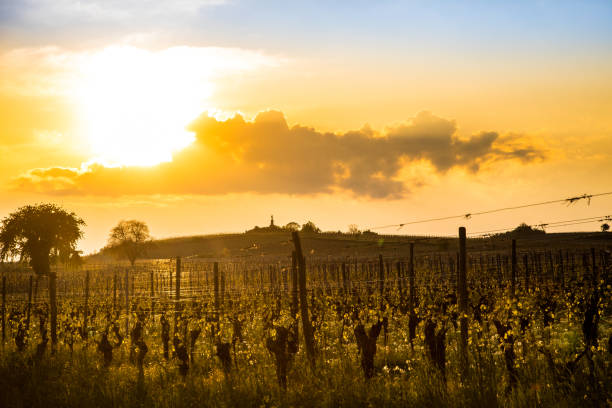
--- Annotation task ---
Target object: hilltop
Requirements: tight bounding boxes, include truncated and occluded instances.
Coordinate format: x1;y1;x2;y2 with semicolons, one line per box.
88;229;611;263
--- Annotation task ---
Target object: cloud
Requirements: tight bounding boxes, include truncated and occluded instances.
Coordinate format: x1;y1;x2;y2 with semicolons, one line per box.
12;111;545;198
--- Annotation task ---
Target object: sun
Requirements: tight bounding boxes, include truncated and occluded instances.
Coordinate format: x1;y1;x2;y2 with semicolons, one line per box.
75;46;215;167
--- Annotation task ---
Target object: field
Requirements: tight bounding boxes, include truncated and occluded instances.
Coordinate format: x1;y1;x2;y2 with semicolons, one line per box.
92;230;612;260
1;231;611;408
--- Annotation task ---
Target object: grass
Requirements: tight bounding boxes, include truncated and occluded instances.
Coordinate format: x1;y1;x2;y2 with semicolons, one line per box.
87;230;611;262
1;321;609;408
2;242;610;407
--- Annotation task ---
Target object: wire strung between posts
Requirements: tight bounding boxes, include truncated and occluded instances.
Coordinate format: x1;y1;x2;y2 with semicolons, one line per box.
368;191;612;230
466;215;612;236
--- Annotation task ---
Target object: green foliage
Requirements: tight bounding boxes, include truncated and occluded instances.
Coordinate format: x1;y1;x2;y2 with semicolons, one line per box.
0;245;610;407
0;203;84;274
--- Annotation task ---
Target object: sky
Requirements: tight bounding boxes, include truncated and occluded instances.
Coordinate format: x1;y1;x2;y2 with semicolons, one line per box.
1;0;611;254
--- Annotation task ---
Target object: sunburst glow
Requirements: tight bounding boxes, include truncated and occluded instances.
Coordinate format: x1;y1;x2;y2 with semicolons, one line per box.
75;45;270;166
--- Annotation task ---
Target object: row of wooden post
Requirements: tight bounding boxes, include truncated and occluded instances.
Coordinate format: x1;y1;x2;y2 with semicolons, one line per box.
0;230;485;357
118;245;600;301
0;233;605;359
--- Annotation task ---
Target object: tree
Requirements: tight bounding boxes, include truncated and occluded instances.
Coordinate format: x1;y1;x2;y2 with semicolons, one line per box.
0;204;85;275
602;223;610;232
284;222;300;232
348;224;360;235
65;250;84;269
300;221;321;234
107;220;151;266
509;223;545;236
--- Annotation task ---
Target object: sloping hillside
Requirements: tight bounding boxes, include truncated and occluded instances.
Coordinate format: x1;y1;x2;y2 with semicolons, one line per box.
88;230;611;262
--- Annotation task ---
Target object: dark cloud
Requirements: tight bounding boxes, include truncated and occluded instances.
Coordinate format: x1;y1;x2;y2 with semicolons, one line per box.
12;110;545;198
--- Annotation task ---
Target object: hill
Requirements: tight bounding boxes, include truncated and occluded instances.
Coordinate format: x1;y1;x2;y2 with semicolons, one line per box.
88;230;611;263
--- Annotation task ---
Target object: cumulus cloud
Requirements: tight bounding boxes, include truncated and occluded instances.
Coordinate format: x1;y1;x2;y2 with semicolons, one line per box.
12;111;545;198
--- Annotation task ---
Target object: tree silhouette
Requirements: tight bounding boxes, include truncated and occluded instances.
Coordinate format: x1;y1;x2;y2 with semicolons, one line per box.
348;224;360;235
107;220;151;266
301;221;321;233
283;222;300;232
509;223;545;236
0;204;85;275
602;223;610;232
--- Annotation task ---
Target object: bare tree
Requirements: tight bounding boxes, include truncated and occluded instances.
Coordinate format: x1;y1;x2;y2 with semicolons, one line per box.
107;220;151;266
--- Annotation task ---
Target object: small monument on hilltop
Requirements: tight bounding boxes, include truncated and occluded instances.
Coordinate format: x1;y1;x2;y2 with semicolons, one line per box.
247;214;282;233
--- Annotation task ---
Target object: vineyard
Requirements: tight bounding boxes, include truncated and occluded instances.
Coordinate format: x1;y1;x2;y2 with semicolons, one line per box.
0;230;610;408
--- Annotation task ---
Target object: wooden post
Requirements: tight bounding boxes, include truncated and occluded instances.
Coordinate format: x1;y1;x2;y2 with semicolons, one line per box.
558;249;565;289
322;264;329;294
458;227;468;371
582;252;589;282
292;231;315;368
125;269;129;335
341;263;347;296
113;272;117;311
149;270;155;317
189;263;193;294
169;264;173;295
523;254;529;292
495;254;502;287
33;275;39;304
1;276;5;347
83;270;90;340
378;254;385;303
220;264;226;306
176;257;181;303
511;240;516;297
291;252;299;318
409;243;415;310
536;253;543;286
591;248;597;286
25;275;33;332
547;251;554;282
49;272;57;350
396;261;403;299
213;262;220;312
282;263;288;294
291;251;299;345
503;255;509;283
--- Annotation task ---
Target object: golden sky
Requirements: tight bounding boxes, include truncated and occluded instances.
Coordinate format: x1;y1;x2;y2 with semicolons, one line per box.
1;1;611;253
